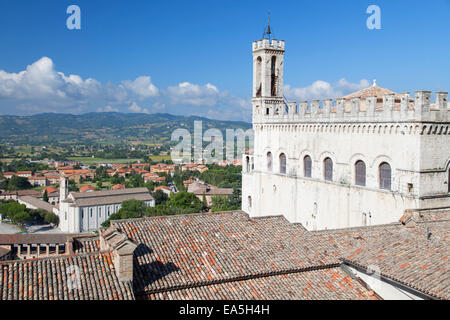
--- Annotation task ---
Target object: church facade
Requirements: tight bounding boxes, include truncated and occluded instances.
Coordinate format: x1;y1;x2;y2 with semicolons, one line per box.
57;176;155;233
242;37;450;231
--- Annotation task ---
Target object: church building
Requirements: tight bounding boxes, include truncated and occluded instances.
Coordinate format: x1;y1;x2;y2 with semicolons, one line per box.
57;176;155;233
242;34;450;231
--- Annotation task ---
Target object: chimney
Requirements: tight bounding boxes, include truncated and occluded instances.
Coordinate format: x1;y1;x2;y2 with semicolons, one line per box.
100;227;137;282
399;209;422;228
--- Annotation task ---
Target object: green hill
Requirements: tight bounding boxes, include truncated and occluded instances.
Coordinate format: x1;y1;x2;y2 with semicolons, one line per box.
0;112;251;144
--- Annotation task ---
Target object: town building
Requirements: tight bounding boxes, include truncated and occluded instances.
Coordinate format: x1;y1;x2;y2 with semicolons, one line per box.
188;181;233;206
153;185;172;196
242;36;450;231
28;176;48;187
18;195;56;213
0;189;41;201
79;185;95;193
57;176;155;233
112;184;126;190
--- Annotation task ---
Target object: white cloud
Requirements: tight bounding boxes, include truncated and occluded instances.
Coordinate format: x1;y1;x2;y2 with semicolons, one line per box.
152;101;166;110
0;57;159;112
98;105;119;112
0;56;251;121
122;76;159;100
167;82;222;106
128;101;149;114
284;78;370;101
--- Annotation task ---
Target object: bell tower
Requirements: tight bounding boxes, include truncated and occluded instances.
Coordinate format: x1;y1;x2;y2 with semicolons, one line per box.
60;175;69;201
251;18;285;119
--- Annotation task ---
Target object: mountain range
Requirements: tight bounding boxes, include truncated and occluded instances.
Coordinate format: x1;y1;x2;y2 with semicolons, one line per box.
0;112;252;144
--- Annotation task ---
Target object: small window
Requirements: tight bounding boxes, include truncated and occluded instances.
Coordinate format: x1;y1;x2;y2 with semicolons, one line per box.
407;183;414;194
304;156;312;178
246;156;250;173
248;196;252;209
379;162;392;190
324;158;333;181
267;152;273;172
355;161;366;186
447;167;450;193
279;153;287;174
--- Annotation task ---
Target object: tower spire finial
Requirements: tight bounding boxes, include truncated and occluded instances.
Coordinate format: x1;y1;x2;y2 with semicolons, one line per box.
263;11;272;39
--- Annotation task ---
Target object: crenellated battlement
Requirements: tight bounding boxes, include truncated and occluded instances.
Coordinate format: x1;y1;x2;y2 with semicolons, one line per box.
252;39;285;52
254;91;449;123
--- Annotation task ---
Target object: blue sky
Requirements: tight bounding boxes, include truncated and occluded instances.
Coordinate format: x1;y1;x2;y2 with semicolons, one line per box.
0;0;449;121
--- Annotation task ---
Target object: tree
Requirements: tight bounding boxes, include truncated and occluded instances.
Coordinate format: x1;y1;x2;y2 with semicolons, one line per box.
166;192;203;212
201;192;208;211
153;190;169;205
210;196;232;212
126;174;144;188
68;179;77;192
5;176;32;191
12;211;32;226
43;190;49;203
44;212;59;225
0;202;27;220
101;199;147;227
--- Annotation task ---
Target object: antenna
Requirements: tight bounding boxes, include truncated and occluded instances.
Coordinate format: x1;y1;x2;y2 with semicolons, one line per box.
263;11;272;40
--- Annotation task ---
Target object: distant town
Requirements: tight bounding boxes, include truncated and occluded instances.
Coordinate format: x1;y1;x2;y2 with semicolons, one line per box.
0;156;242;236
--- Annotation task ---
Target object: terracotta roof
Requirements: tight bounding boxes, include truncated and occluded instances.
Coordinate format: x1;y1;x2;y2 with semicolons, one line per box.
339;85;415;112
0;247;11;259
113;210;449;300
73;236;101;254
0;234;69;245
341;85;400;100
79;185;95;192
309;213;450;300
18;196;56;213
154;186;171;192
0;252;134;300
0;209;448;300
113;212;338;299
148;267;377;300
0;190;41;197
188;183;233;196
43;187;58;194
68;187;154;207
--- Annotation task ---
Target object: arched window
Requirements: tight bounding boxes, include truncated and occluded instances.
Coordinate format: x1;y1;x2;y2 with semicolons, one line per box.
447;167;450;193
246;156;250;173
271;56;277;96
248;196;252;209
267;152;273;172
255;56;262;97
324;158;333;181
355;160;366;186
304;155;312;177
279;153;286;174
379;162;392;190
